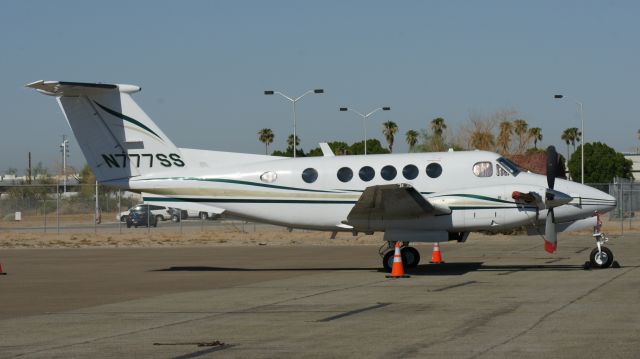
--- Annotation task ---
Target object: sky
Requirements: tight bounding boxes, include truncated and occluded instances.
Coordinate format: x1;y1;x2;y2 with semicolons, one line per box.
1;0;639;173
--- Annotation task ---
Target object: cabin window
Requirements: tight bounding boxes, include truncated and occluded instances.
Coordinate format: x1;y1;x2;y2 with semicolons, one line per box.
496;164;510;176
358;166;375;181
337;167;353;183
260;171;278;183
496;157;521;176
472;162;493;177
302;168;318;183
426;163;442;178
402;164;419;180
381;165;397;181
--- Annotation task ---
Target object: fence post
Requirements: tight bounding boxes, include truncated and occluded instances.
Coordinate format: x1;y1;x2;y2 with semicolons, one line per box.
118;189;122;234
43;198;47;233
56;188;60;234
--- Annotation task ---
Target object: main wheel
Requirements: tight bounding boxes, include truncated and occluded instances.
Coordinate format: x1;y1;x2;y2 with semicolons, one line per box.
126;223;131;228
120;215;127;222
402;247;420;268
199;212;208;220
590;247;614;269
171;214;180;222
382;250;395;273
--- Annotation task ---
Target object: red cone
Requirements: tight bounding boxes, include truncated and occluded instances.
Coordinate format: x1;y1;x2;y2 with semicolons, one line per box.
386;242;410;278
430;242;444;264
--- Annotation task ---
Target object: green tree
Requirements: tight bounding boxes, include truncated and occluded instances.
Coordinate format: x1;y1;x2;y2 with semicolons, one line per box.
568;142;633;183
528;127;543;149
350;139;390;155
430;117;447;151
257;128;274;155
382;121;398;153
405;130;419;152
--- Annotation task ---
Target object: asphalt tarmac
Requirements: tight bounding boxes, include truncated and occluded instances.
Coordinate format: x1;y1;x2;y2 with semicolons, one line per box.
1;234;639;358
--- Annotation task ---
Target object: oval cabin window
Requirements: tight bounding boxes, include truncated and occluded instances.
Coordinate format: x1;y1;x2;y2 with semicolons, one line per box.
260;171;278;183
302;168;318;183
337;167;353;183
472;162;493;177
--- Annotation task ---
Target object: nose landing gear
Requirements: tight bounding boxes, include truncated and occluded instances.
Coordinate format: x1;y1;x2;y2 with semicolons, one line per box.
587;211;616;269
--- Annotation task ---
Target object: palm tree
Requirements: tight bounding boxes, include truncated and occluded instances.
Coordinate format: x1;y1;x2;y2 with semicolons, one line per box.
257;128;274;155
430;117;447;151
568;127;581;152
287;134;300;148
497;121;513;155
528;127;543;149
561;128;572;160
513;119;529;154
405;130;419;151
382;121;398;153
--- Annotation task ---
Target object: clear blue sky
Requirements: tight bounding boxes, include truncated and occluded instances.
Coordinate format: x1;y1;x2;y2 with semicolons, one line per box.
1;0;639;172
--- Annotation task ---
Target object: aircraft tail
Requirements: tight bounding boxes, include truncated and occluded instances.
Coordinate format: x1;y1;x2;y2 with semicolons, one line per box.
26;80;184;184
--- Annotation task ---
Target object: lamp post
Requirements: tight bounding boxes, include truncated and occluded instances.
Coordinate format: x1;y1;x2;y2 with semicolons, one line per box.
339;106;391;155
59;135;69;193
264;88;324;158
554;95;584;184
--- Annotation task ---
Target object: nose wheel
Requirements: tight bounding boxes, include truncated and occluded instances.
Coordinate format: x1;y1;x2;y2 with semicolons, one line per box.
589;246;613;268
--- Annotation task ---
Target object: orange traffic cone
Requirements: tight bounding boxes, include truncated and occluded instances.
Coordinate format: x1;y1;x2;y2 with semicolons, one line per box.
0;262;6;275
430;242;444;264
386;242;410;278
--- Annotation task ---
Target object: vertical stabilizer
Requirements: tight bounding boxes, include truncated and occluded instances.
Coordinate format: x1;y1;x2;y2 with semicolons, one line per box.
26;81;184;183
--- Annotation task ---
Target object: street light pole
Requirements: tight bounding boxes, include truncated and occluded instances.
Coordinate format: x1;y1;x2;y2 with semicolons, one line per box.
339;106;391;155
264;88;324;158
554;95;585;184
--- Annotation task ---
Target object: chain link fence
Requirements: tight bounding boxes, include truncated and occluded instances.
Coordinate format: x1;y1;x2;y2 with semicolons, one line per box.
0;184;256;234
1;181;637;235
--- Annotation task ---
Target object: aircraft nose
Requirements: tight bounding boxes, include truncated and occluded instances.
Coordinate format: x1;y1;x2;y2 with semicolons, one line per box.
591;190;617;214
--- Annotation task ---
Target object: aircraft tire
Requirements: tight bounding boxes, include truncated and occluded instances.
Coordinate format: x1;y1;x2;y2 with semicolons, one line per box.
382;251;394;273
402;247;420;268
590;247;613;268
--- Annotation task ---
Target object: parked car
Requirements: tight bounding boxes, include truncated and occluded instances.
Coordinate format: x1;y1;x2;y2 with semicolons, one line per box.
117;204;169;223
126;210;158;228
167;207;219;222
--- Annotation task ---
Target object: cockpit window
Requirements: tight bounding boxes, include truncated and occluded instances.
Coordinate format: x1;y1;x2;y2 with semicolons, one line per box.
473;162;493;177
496;157;521;176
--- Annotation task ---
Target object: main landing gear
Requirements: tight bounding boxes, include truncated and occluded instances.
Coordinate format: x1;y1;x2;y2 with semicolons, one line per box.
380;242;420;272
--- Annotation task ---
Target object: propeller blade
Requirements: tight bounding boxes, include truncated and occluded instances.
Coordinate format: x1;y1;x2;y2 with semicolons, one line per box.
544;209;557;253
546;146;558;190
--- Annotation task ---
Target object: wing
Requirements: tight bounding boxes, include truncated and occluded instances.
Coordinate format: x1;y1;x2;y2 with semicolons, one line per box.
345;184;450;230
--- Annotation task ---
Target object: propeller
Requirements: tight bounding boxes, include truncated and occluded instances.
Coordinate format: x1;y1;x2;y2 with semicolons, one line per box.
544;146;559;253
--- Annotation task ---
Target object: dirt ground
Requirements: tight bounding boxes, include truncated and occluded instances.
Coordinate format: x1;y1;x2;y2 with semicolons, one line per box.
0;216;636;249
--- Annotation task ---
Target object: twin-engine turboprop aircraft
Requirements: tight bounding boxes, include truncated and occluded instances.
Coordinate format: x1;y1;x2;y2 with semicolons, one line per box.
27;80;618;271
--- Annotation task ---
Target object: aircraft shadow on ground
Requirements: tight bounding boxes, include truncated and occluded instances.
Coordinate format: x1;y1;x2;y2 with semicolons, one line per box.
152;262;594;276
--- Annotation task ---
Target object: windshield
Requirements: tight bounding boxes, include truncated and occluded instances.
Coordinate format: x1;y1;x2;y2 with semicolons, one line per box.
496;157;521;176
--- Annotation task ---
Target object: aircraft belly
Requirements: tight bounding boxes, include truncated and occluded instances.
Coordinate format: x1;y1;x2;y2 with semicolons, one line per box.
222;202;350;229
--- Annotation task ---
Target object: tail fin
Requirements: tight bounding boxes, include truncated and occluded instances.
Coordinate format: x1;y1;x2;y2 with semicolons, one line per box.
26;80;184;183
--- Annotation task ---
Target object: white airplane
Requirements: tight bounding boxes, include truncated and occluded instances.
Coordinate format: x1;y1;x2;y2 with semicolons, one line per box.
27;80;618;271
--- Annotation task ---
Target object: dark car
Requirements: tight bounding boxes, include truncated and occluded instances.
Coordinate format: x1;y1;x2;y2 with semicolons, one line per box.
167;207;189;222
126;210;158;228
